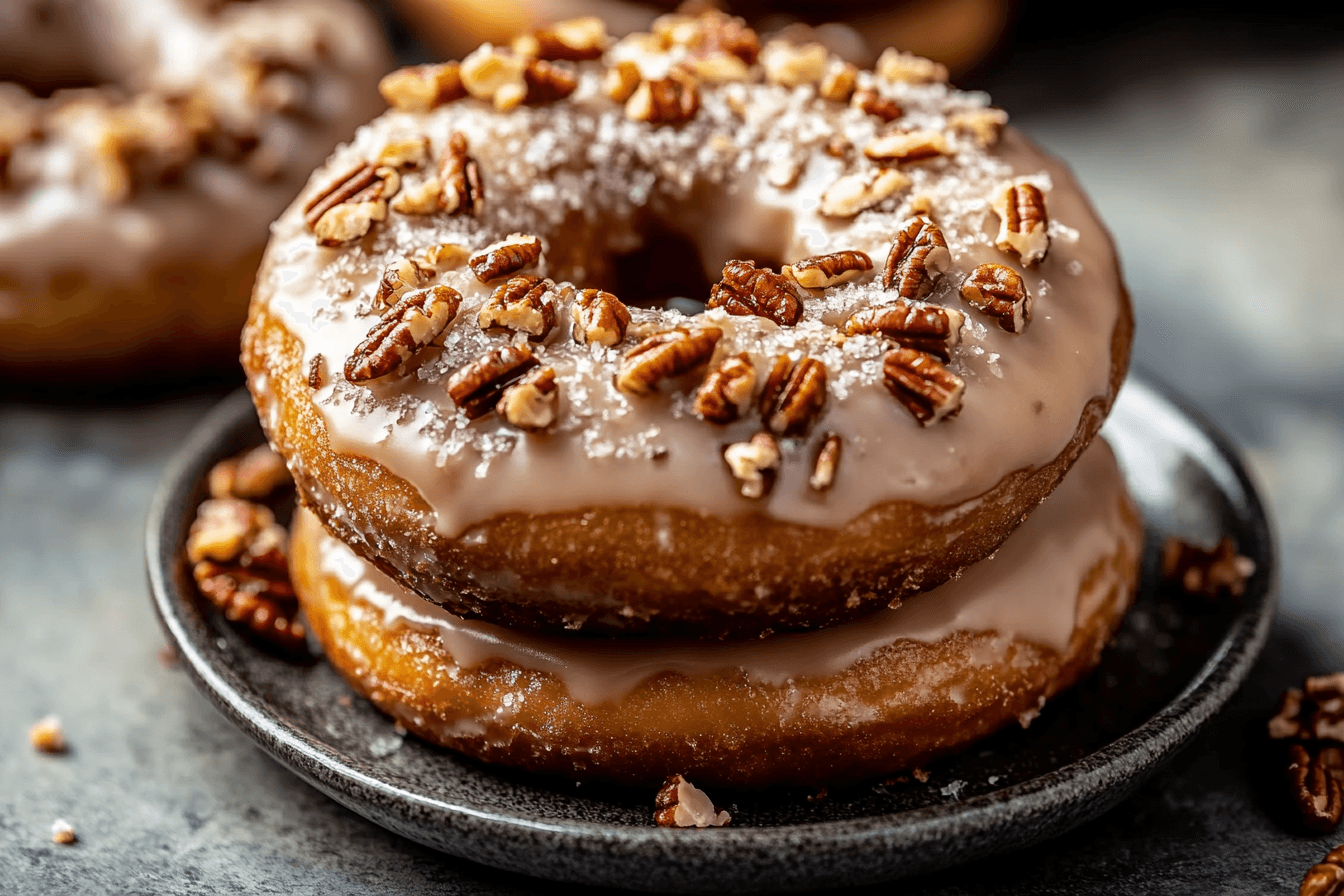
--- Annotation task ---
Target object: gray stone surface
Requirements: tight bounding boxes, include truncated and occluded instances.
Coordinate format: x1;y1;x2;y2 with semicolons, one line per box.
4;21;1344;896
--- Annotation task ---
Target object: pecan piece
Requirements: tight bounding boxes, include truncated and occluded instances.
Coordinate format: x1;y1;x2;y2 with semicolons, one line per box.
844;301;964;361
757;354;793;420
522;59;578;104
616;327;722;396
571;289;631;347
693;353;757;424
193;559;306;653
760;40;828;87
864;129;950;164
344;285;461;383
851;87;901;122
1289;743;1344;833
208;445;291;500
312;199;388;246
654;774;731;827
50;820;77;846
498;366;559;432
477;274;557;341
627;74;699;125
882;347;965;425
883;215;951;301
992;182;1050;266
302;163;385;230
708;260;804;327
469;233;543;282
391;178;443;215
422;241;471;270
376;137;432;171
818;60;858;103
29;715;66;754
1307;674;1344;742
819;168;910;218
766;357;827;436
960;263;1032;334
513;17;607;61
809;432;842;491
446;345;539;419
378;63;466;112
375;256;431;307
604;61;641;103
1271;688;1308;741
186;498;283;566
783;251;873;289
949;107;1008;148
439;132;482;215
723;433;780;500
875;48;948;84
1301;845;1344;896
459;45;528;110
1160;536;1256;599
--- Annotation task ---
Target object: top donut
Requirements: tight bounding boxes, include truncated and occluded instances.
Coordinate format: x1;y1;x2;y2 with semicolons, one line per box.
244;9;1134;638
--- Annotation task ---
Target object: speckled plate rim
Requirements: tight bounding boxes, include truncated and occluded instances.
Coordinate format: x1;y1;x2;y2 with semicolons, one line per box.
146;371;1277;892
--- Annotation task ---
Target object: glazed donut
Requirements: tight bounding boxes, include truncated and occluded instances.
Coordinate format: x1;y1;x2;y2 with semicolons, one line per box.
291;439;1143;787
0;0;390;376
243;10;1133;637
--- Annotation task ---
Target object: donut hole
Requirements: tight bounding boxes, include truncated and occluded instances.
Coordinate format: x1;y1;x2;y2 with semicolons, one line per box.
607;222;785;315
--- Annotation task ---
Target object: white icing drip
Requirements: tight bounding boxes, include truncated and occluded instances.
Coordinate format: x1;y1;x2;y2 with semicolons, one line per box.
307;440;1138;705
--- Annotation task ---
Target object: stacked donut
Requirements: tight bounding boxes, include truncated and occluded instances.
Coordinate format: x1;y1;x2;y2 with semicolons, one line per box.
244;9;1141;787
0;0;389;375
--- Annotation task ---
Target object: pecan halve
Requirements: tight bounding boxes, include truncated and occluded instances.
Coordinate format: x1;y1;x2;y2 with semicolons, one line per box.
960;263;1032;334
1289;743;1344;833
1160;536;1256;599
469;234;543;282
616;326;722;395
851;87;901;122
302;163;380;229
626;74;699;125
498;366;559;431
571;289;631;347
478;274;557;340
723;432;780;500
864;129;950;164
767;357;827;436
446;345;539;419
992;181;1050;266
654;774;732;827
193;559;306;653
819;168;910;218
378;63;466;112
783;251;873;289
344;285;461;383
1301;846;1344;896
757;354;793;420
440;131;482;215
810;432;842;491
693;352;757;424
708;260;803;327
375;256;431;306
186;498;282;565
882;347;965;425
883;215;951;301
844;301;964;361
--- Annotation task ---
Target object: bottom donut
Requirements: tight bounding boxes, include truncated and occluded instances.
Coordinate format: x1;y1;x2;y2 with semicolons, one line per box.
290;440;1143;789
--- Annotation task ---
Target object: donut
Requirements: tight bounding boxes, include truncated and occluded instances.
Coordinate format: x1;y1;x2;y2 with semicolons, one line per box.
291;439;1143;788
243;9;1133;637
0;0;390;376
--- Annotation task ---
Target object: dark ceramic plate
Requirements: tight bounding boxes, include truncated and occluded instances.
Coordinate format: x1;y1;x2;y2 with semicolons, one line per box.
146;373;1275;893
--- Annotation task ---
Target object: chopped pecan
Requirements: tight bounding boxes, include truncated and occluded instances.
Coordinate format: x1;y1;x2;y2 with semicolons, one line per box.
823;137;854;161
949;107;1008;148
723;433;780;500
626;74;699;125
308;354;324;389
572;289;631;347
312;199;387;246
694;353;757;424
378;63;466;112
766;357;827;436
344;285;461;383
765;150;805;189
186;498;284;566
761;40;828;87
851;87;902;122
960;263;1032;334
302;163;381;229
652;9;759;63
1289;743;1344;833
208;445;291;500
439;132;482;215
844;301;964;361
478;274;557;341
708;260;804;327
50;820;77;845
992;182;1050;266
689;52;751;83
883;215;951;301
375;256;431;307
616;327;722;395
819;168;910;218
864;129;950;164
513;17;607;61
783;251;873;289
605;61;642;103
193;559;306;653
422;241;471;270
875;48;948;84
818;60;858;103
391;178;442;214
470;234;543;282
522;59;579;104
1161;536;1256;599
447;345;539;419
498;366;559;431
376;137;431;171
1301;845;1344;896
29;715;66;754
654;773;732;827
460;45;529;111
757;355;794;420
882;347;965;425
810;432;842;491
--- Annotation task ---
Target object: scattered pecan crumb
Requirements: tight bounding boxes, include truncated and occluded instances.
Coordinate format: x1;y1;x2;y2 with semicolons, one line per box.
767;357;827;437
844;302;964;361
709;260;803;327
29;715;66;754
693;352;757;424
1161;536;1256;598
782;251;872;289
207;445;291;500
617;327;722;395
883;215;951;301
875;49;948;84
992;181;1050;266
819;167;910;218
883;348;965;426
378;63;465;112
571;289;631;347
960;263;1032;334
1300;844;1344;896
851;87;901;122
50;819;77;845
626;73;700;125
307;354;324;389
723;432;780;499
864;129;950;164
345;285;461;383
809;433;842;491
469;233;542;282
446;345;539;419
498;366;560;432
439;132;483;216
478;274;557;341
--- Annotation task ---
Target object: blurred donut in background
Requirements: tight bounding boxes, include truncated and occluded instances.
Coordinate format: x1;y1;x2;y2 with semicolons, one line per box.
0;0;391;380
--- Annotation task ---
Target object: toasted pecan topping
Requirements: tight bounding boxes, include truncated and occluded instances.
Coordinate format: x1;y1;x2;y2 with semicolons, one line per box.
709;260;803;327
851;87;901;122
864;129;950;164
882;347;964;425
208;445;291;501
522;58;579;104
571;289;631;347
477;274;557;340
439;132;482;216
302;163;379;229
723;432;780;500
992;181;1050;266
883;215;951;301
844;301;965;361
693;352;757;424
193;558;306;653
818;60;858;103
460;45;529;110
760;40;828;87
498;366;559;431
379;63;466;112
875;48;948;84
391;178;442;214
810;433;842;491
513;17;607;61
312;198;387;246
767;357;827;436
422;241;471;270
949;107;1008;147
604;61;642;103
627;74;700;125
377;137;432;171
186;497;284;566
469;233;542;282
375;256;431;307
960;263;1032;333
1288;743;1344;833
447;345;539;419
782;251;873;289
689;52;751;83
819;167;910;218
757;354;793;420
652;9;759;64
616;326;722;395
345;286;461;383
